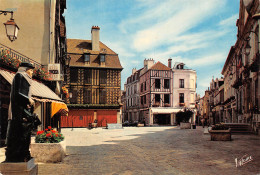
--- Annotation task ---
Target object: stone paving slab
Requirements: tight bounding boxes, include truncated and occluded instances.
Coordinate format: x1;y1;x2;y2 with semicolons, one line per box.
1;126;260;175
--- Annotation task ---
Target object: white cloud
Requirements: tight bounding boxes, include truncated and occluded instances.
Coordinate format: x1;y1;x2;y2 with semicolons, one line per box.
131;0;225;52
219;14;238;26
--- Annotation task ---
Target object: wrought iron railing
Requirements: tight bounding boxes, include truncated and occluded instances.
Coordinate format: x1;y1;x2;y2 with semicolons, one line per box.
0;43;42;68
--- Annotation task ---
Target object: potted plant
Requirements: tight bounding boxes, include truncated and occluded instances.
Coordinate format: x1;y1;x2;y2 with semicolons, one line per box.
209;123;231;141
30;126;66;163
176;109;193;129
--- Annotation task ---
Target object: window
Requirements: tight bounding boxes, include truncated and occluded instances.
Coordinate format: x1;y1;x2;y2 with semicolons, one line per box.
84;53;90;62
164;94;169;104
141;96;143;105
144;95;146;104
155;79;160;89
164;79;169;89
83;89;91;104
155;94;160;103
99;70;107;84
141;83;143;92
179;93;184;103
100;54;105;62
84;69;92;84
134;85;137;93
70;89;78;104
144;82;146;91
70;68;78;83
99;89;106;104
179;79;184;88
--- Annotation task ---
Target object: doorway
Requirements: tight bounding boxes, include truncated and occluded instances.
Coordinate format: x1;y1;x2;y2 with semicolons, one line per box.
154;114;171;125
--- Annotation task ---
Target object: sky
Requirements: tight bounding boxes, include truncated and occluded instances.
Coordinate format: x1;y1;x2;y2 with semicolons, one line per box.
64;0;240;97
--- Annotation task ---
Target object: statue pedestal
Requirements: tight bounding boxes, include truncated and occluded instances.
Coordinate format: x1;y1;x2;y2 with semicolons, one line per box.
0;158;38;175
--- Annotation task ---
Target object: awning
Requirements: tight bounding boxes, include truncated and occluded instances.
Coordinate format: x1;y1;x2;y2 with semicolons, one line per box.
151;107;182;114
51;101;68;117
0;69;62;101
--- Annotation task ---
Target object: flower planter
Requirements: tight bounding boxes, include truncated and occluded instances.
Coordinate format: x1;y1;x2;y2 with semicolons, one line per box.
30;140;66;163
180;122;191;129
209;128;231;141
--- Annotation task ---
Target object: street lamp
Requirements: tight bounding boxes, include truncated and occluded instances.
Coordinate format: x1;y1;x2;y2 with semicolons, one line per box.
0;10;19;42
245;40;251;56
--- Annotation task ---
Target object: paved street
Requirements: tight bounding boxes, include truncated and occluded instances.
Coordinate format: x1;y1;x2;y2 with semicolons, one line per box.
36;126;260;175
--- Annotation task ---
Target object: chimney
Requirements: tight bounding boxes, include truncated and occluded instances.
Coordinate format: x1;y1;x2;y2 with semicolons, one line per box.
168;58;172;68
91;26;100;51
144;58;154;69
132;68;137;74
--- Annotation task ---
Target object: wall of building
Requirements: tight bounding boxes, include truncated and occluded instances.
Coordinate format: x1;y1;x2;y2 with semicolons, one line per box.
172;69;196;108
0;0;56;65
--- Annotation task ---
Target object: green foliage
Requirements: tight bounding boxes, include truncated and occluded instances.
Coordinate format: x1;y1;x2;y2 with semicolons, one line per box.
35;126;64;143
176;108;193;124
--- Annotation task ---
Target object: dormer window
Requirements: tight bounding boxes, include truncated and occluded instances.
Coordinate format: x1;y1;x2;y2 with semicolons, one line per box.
84;53;90;62
100;54;105;62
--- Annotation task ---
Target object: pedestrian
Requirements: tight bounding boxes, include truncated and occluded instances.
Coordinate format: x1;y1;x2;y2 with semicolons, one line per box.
5;62;40;162
201;118;205;128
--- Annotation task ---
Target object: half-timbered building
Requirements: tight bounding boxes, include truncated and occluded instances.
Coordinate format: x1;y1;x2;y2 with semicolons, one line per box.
139;59;176;126
62;26;123;127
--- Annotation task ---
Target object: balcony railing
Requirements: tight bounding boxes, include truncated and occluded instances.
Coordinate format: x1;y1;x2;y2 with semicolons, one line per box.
0;43;42;68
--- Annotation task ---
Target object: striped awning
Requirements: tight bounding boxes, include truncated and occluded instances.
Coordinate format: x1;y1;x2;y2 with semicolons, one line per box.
0;69;62;101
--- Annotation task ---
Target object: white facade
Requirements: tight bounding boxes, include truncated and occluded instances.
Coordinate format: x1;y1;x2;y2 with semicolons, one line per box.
172;63;197;109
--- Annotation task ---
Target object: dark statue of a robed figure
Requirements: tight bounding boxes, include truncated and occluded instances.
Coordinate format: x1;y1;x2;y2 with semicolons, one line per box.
5;62;41;162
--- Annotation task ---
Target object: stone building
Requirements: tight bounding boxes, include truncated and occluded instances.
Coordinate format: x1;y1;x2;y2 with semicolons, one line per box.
124;68;142;123
172;62;197;109
221;0;259;132
209;78;224;124
62;26;123;127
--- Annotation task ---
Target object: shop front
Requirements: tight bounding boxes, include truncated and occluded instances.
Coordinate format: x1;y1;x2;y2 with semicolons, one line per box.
0;69;68;146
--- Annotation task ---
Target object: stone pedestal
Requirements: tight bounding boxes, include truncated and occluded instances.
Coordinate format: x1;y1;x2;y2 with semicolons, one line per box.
107;123;123;129
180;122;191;129
209;129;232;141
0;158;38;175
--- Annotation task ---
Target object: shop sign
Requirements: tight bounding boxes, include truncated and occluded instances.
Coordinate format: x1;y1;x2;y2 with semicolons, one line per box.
48;64;62;81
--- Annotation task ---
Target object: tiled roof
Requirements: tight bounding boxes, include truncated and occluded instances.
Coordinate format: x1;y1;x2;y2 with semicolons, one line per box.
150;61;171;71
67;39;116;55
67;39;122;69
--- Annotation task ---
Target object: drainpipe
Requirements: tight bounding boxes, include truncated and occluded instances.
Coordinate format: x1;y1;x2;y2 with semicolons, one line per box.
49;0;52;64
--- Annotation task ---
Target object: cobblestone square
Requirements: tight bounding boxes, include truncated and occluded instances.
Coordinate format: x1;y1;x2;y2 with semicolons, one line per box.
36;126;260;175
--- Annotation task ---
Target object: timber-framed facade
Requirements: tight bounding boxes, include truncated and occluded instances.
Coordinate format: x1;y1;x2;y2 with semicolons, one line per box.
62;26;123;127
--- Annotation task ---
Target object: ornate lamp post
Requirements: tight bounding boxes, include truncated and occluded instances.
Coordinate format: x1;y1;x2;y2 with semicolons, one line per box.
0;10;19;42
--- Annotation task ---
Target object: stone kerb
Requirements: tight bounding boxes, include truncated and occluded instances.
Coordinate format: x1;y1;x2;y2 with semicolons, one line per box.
30;140;66;163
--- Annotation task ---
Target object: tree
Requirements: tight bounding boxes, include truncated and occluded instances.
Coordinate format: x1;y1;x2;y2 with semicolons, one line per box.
176;108;193;124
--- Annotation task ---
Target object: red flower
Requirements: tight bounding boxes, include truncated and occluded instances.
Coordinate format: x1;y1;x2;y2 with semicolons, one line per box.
51;130;56;133
46;133;51;137
48;126;52;129
45;129;48;131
